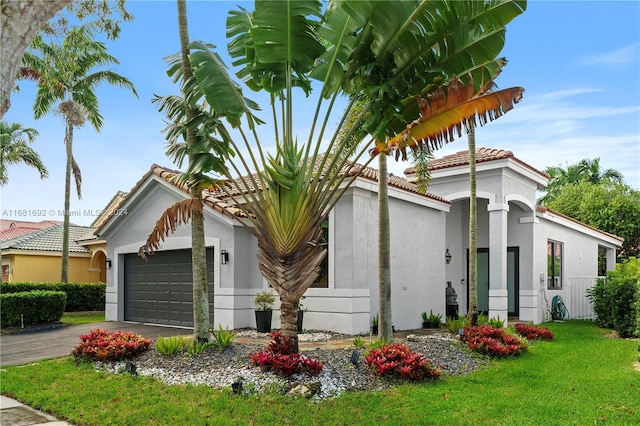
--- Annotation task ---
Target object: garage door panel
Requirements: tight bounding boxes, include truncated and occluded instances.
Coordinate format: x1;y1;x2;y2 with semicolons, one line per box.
124;248;214;327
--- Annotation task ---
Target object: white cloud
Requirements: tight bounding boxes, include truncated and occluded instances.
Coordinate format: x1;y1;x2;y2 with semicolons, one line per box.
578;43;640;69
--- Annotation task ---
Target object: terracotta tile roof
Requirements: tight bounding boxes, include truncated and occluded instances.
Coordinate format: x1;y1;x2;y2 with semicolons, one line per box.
536;206;624;243
0;219;62;231
403;148;549;179
95;155;451;236
0;226;42;241
159;156;448;205
1;224;95;253
350;162;450;203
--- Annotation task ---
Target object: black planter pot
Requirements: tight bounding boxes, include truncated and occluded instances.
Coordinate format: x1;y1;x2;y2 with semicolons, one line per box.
372;325;378;335
422;321;429;329
297;311;304;332
255;310;272;333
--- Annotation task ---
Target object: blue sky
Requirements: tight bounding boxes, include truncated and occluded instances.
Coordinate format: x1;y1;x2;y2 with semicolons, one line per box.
2;0;639;227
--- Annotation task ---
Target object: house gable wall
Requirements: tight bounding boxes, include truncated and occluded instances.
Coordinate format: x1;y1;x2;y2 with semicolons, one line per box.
100;176;263;329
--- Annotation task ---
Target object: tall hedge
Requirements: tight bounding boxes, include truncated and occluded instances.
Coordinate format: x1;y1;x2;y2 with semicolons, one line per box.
588;257;640;338
0;290;67;327
0;282;105;311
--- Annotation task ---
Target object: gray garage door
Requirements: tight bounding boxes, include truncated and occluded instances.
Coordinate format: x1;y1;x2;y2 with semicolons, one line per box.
124;248;214;327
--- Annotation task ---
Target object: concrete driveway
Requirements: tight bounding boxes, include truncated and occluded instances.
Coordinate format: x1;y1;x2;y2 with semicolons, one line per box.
0;322;190;367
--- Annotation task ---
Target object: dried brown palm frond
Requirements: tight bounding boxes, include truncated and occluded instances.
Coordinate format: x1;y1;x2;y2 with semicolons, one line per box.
138;198;203;259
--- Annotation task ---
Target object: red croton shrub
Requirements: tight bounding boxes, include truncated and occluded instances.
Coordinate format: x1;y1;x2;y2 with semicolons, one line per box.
249;331;324;377
365;343;442;381
72;329;152;361
514;323;555;340
463;325;527;358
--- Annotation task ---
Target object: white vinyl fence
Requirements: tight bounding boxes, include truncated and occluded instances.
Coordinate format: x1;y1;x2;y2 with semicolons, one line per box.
563;276;601;320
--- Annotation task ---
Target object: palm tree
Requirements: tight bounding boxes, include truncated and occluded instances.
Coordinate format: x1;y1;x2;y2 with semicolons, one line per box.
139;0;234;342
467;124;479;325
539;157;624;204
23;25;137;282
0;121;47;185
142;0;526;351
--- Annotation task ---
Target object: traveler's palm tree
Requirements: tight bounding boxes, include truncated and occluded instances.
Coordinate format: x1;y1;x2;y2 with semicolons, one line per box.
23;25;137;282
0;120;47;185
142;0;526;351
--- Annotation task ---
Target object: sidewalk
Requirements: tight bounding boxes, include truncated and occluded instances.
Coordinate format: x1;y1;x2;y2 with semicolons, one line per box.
0;395;70;425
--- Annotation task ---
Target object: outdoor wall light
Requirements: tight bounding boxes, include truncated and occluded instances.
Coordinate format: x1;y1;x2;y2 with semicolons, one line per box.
445;248;452;264
221;250;229;265
105;258;112;270
461;278;465;286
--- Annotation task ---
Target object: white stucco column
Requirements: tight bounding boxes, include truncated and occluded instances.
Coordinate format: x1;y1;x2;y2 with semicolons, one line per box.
487;203;509;325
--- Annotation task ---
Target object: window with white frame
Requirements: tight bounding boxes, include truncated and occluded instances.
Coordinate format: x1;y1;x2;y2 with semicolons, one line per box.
547;240;563;289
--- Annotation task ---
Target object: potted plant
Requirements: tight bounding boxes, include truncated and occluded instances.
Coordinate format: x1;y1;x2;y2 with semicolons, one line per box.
371;315;379;335
428;310;442;328
254;290;275;333
421;311;429;328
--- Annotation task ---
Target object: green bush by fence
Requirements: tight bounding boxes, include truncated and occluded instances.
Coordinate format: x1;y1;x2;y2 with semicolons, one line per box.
588;257;640;338
0;290;67;327
0;282;105;311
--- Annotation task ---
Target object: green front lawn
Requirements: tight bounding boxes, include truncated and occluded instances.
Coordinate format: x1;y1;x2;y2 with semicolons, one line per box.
60;311;105;325
1;321;638;425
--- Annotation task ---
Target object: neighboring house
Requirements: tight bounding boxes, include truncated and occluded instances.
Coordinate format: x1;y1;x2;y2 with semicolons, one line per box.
96;148;622;334
0;219;62;241
1;223;106;283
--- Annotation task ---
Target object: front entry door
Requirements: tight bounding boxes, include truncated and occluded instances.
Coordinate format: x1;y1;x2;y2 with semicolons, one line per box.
467;247;519;316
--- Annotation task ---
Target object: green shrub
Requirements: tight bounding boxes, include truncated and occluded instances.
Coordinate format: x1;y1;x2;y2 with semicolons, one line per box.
211;324;236;350
186;338;215;356
0;290;67;327
352;335;365;348
587;278;615;328
367;336;392;351
588;257;640;338
446;316;464;335
155;336;187;356
0;282;105;311
488;317;505;328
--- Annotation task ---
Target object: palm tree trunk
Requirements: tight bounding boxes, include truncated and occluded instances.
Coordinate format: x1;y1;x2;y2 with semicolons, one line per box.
467;123;478;325
280;299;300;353
177;0;210;341
378;153;392;339
61;118;73;283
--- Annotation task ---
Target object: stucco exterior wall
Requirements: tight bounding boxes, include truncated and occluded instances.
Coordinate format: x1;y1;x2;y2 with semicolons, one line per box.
331;185;449;333
533;214;612;323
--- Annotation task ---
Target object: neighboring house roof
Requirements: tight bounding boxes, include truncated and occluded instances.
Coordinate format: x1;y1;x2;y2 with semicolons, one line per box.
1;224;95;253
0;226;42;241
0;220;65;242
404;147;549;180
0;219;62;230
